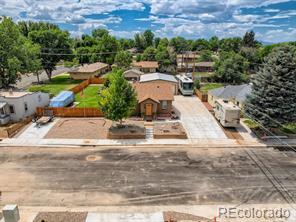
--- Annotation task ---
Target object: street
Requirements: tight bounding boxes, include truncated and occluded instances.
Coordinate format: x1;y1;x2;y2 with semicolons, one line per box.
14;66;73;89
0;146;295;207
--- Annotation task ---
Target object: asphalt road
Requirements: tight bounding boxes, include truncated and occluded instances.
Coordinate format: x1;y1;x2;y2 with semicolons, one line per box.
14;66;73;89
0;146;295;206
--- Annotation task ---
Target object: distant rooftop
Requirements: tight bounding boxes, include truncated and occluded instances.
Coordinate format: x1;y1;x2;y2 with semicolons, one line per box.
0;91;34;98
132;61;159;69
71;62;109;73
209;84;252;102
140;73;177;83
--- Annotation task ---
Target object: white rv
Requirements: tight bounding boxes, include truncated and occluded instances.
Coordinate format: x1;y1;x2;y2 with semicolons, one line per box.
176;75;194;96
214;99;240;127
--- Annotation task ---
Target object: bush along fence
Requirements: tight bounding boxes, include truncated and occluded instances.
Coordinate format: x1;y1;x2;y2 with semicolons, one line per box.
36;77;106;118
195;89;208;102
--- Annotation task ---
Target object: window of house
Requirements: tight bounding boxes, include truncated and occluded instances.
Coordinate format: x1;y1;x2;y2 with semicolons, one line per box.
24;102;28;112
9;105;15;114
161;101;168;110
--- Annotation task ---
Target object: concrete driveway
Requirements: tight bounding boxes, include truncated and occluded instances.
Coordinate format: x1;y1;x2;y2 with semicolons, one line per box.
173;95;227;139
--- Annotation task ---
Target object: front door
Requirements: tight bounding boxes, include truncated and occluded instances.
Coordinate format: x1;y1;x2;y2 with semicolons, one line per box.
145;103;153;116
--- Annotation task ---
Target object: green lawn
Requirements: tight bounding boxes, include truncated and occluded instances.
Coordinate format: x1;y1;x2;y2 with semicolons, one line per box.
193;72;214;78
75;85;102;108
200;83;224;93
28;74;82;96
281;123;296;134
243;119;260;129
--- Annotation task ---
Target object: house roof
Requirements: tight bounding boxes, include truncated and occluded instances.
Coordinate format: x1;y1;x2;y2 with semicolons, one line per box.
123;69;144;76
133;82;174;103
196;62;214;67
209;84;252;102
132;61;159;69
71;62;109;73
140;73;177;83
0;91;34;98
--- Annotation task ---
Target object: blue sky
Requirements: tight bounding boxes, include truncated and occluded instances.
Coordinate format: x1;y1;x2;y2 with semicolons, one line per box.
0;0;295;42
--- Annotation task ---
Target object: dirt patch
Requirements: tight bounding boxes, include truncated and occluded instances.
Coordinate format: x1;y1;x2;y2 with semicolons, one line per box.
222;127;244;140
33;212;87;222
108;121;145;139
44;118;112;139
154;122;187;139
164;211;211;222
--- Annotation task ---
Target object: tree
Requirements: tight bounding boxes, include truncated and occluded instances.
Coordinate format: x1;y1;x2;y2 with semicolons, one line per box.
170;37;190;53
199;50;214;62
209;36;219;52
156;43;176;72
220;37;242;53
92;28;109;39
114;51;132;69
98;70;137;126
143;30;154;48
18;21;59;37
242;30;257;48
0;17;41;88
191;39;210;51
245;45;296;128
29;28;71;81
134;33;144;52
240;47;261;72
214;51;249;84
142;46;157;61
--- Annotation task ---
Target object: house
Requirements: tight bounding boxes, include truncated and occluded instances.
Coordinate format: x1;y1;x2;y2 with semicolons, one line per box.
123;69;144;81
139;73;178;95
195;62;214;72
69;62;109;80
133;82;174;120
177;52;200;72
132;61;159;73
0;91;50;125
208;84;252;108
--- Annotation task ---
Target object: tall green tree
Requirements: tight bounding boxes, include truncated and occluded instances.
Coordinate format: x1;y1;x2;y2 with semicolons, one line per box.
92;28;109;39
220;37;242;53
29;28;71;81
142;46;157;61
98;70;137;126
214;51;248;84
134;33;145;52
0;17;41;88
114;51;132;69
143;30;154;48
170;37;190;53
209;36;219;52
242;30;257;48
199;50;214;62
156;43;176;72
245;45;296;128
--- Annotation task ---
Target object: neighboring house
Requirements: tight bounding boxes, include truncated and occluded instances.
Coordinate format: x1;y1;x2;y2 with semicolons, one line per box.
139;73;178;95
195;62;214;72
123;69;144;81
69;62;109;80
0;91;50;125
133;82;174;120
177;52;200;72
208;84;252;108
132;61;159;73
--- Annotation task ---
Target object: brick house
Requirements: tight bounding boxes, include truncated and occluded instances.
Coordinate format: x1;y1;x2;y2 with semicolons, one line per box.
133;82;174;120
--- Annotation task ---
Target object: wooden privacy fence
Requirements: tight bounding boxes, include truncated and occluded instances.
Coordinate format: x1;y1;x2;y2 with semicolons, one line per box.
195;89;208;102
69;77;106;94
36;107;104;117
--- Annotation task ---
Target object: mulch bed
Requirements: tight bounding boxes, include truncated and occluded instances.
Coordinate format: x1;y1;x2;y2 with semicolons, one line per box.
33;212;87;222
108;121;145;139
163;211;211;222
154;122;187;139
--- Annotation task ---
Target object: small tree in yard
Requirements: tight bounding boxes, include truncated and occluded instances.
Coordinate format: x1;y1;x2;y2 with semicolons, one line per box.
114;51;132;69
98;70;137;127
245;45;296;128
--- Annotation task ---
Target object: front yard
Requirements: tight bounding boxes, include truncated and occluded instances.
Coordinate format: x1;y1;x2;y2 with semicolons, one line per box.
75;85;102;108
28;74;81;96
200;82;224;93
